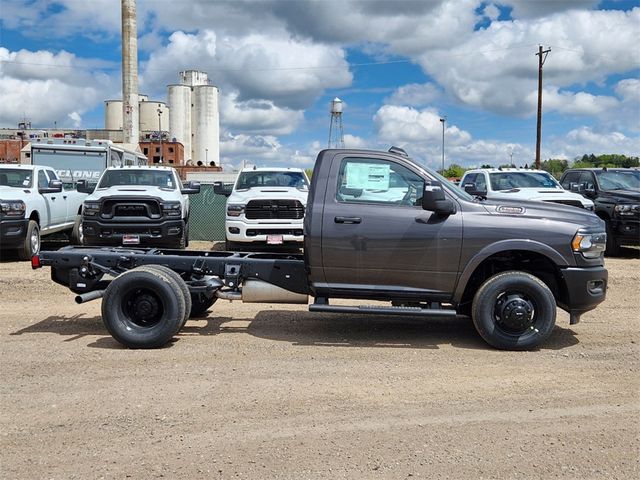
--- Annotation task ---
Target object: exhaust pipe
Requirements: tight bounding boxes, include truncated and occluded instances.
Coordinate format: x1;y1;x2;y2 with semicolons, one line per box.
75;290;105;304
215;290;242;301
241;279;308;304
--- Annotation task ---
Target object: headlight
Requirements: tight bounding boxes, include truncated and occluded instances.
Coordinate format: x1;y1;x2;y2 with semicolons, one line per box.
161;201;181;217
0;200;26;217
614;204;639;216
227;204;245;217
572;230;606;258
82;202;100;217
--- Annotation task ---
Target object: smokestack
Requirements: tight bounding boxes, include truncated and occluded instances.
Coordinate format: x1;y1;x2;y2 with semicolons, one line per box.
121;0;139;144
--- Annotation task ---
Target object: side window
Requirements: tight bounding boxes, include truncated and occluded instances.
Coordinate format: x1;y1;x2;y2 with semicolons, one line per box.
336;157;424;206
577;172;595;190
474;173;487;191
37;170;49;189
462;173;476;186
46;169;58;180
561;172;579;189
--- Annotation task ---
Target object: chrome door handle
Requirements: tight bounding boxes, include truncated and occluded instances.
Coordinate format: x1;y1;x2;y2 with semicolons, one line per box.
334;216;361;224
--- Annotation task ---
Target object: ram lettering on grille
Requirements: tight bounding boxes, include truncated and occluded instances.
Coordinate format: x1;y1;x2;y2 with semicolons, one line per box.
245;200;304;220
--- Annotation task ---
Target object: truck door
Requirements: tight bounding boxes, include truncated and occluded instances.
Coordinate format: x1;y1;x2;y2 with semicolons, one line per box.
320;154;463;298
36;170;54;229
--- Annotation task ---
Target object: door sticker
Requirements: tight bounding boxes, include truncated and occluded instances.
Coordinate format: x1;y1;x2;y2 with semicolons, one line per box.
345;163;390;190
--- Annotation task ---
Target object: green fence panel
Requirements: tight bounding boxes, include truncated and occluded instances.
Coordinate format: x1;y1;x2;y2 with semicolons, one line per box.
188;184;227;241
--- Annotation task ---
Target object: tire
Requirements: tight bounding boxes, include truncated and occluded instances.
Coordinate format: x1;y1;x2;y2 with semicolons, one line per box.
101;267;185;348
189;292;217;318
471;271;556;351
70;216;83;245
18;220;40;261
135;265;192;329
184;221;190;248
604;219;620;257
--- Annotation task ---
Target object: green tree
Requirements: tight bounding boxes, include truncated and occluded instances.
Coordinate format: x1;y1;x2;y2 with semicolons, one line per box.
305;168;314;180
540;158;568;179
442;164;467;178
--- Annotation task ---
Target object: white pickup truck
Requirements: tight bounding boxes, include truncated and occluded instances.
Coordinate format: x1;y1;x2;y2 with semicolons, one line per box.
214;167;309;250
77;166;200;249
0;164;84;259
460;168;595;210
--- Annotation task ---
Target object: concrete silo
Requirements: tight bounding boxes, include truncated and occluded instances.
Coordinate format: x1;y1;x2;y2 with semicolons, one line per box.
105;100;123;130
191;85;220;166
168;70;220;165
139;101;169;133
168;84;192;159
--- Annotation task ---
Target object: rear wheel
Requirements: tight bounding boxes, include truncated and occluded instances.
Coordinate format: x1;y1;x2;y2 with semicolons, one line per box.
70;216;83;245
471;271;556;350
101;268;185;348
18;220;40;261
135;265;192;330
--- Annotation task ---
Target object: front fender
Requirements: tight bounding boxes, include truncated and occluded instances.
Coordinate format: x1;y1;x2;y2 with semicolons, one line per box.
452;239;569;303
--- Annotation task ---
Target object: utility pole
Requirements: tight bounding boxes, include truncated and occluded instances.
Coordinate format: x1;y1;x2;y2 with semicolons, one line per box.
157;108;163;164
439;116;446;173
535;45;551;170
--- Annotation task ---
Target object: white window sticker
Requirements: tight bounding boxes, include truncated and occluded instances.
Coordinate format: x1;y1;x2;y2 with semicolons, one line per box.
345;163;390;190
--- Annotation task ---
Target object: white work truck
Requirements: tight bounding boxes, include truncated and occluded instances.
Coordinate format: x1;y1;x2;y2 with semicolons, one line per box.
214;167;309;250
0;164;84;259
77;166;200;249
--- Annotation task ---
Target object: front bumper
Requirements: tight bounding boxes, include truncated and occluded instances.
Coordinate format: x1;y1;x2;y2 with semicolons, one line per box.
82;218;185;247
558;266;608;324
226;218;304;244
0;218;29;248
610;218;640;246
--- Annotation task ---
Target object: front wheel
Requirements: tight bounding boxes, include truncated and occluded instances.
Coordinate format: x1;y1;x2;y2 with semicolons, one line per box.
604;219;620;257
471;271;556;350
18;220;40;260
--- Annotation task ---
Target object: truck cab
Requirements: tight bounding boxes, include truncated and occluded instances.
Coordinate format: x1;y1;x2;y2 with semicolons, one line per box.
0;164;81;259
215;167;309;250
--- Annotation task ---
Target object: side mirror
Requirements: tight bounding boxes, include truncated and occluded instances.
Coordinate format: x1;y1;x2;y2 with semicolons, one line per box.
422;180;456;216
39;179;63;194
181;181;201;195
76;179;96;194
463;182;487;197
213;181;233;197
570;182;585;193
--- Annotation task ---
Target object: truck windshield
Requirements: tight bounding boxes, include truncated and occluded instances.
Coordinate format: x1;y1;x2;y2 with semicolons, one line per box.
489;171;560;191
0;169;33;188
595;170;640;191
97;170;176;190
235;171;308;190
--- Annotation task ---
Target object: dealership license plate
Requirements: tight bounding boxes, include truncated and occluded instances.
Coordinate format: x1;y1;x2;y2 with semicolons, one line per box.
122;235;140;245
267;234;284;245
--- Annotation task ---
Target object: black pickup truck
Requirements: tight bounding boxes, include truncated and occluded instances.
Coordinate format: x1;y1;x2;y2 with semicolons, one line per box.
560;168;640;255
34;147;608;351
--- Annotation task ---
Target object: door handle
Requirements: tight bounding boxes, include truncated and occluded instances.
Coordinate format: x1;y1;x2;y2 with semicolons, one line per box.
334;216;361;224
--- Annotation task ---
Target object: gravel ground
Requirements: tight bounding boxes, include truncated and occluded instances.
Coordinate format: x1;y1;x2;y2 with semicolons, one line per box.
1;242;638;479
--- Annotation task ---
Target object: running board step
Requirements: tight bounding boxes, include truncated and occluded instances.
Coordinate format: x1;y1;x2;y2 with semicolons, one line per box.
309;304;457;317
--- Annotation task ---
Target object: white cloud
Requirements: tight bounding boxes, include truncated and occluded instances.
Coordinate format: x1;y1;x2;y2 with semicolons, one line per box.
142;30;352;111
548;126;640;159
220;93;303;136
386;83;441;107
0;48;116;127
541;88;619;116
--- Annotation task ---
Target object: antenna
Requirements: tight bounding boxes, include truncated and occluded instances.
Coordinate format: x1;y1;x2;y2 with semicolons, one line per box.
328;97;345;148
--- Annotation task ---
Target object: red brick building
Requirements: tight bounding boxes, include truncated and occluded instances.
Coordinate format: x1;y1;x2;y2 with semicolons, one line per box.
139;141;184;165
0;139;25;163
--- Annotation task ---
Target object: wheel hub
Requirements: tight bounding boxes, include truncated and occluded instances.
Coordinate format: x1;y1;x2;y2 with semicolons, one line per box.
131;293;160;324
496;294;535;331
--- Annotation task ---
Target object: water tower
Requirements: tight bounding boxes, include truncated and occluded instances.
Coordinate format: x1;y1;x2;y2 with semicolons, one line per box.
328;97;344;148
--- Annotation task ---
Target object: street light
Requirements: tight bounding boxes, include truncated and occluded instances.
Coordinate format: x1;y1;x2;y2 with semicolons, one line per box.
157;108;163;164
439;116;446;173
205;148;208;165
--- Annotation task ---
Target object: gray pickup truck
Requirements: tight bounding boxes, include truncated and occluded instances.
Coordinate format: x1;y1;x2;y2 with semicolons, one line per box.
34;147;608;351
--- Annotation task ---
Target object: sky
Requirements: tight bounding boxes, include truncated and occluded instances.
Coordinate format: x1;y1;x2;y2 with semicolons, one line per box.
0;0;639;170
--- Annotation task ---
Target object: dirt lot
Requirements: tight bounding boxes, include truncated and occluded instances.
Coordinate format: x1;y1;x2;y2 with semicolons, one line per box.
1;242;638;479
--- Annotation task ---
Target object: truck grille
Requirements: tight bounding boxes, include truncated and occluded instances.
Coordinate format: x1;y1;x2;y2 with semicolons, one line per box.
101;199;162;219
245;200;304;220
544;200;584;209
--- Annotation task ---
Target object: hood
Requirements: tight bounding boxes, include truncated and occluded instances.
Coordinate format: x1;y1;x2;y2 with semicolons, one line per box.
86;186;183;202
481;198;604;230
0;185;33;199
599;189;640;203
228;187;309;205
